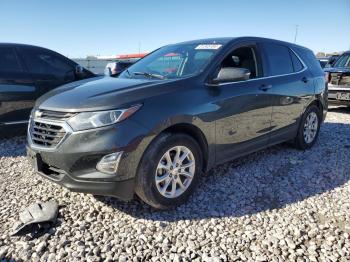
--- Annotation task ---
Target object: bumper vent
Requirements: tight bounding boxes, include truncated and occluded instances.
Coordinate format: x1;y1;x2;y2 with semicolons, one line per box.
30;121;66;148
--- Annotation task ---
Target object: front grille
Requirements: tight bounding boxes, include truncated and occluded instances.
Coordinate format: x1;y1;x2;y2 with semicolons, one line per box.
36;109;76;121
30;121;66;148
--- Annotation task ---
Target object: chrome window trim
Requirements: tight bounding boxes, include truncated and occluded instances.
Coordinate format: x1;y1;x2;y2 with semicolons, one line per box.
206;46;308;87
28;117;73;152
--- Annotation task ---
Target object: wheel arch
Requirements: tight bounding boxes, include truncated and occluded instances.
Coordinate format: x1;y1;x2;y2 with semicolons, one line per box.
306;99;324;119
160;123;210;173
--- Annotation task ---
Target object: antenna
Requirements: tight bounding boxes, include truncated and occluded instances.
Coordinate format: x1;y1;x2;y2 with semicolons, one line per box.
294;25;299;43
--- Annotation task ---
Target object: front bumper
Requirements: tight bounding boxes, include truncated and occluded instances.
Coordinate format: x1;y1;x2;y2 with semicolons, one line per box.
27;146;134;200
27;119;151;200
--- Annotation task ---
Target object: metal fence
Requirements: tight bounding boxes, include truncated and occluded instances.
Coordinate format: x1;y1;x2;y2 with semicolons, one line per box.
72;58;140;74
72;58;114;74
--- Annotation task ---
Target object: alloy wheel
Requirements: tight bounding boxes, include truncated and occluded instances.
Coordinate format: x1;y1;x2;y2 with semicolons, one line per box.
303;111;318;144
155;146;195;198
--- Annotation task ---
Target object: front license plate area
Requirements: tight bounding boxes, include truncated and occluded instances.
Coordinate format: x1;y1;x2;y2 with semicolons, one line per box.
336;92;350;101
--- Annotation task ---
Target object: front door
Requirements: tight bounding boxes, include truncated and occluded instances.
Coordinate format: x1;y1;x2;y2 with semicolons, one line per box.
0;46;36;125
212;44;273;163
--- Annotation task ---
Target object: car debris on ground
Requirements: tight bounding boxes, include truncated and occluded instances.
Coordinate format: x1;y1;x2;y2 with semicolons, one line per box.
11;201;58;237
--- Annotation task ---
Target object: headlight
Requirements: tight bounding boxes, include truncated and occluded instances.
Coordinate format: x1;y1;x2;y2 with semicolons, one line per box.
67;104;142;131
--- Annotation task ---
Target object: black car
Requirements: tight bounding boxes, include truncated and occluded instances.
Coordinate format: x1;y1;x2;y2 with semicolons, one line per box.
0;43;95;133
27;37;327;209
325;51;350;106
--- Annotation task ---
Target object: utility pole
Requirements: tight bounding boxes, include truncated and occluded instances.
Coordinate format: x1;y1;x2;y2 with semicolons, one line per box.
294;25;299;44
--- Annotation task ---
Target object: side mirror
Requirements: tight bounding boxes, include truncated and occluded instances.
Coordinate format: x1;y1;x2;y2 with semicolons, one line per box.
212;67;251;84
104;67;112;76
75;65;84;75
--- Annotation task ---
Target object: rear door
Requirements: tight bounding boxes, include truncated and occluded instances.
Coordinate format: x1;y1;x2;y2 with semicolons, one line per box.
259;42;314;143
18;46;76;97
0;46;36;125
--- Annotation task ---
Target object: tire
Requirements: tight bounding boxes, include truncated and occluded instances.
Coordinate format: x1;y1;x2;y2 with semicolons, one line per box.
293;104;321;150
135;133;203;209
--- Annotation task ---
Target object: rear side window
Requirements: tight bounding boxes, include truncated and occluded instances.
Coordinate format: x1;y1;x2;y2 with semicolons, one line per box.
262;43;294;76
289;49;304;72
0;47;22;73
294;47;323;76
21;47;73;78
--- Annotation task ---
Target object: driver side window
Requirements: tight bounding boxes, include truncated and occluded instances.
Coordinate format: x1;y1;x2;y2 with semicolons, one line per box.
21;47;74;79
220;46;259;79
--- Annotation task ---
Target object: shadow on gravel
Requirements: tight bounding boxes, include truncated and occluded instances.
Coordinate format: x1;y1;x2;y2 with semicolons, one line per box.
0;135;26;157
97;121;350;221
328;105;350;113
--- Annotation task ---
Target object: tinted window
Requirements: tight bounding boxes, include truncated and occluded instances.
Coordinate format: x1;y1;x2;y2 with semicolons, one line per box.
289;49;304;72
21;47;73;78
117;62;133;70
333;54;350;68
263;43;293;76
0;47;22;73
294;47;323;76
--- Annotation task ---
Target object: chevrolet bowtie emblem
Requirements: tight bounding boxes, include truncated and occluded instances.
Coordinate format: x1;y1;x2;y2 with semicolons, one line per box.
34;110;43;118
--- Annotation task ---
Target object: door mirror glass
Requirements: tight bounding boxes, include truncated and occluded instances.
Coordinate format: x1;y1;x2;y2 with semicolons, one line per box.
213;67;251;84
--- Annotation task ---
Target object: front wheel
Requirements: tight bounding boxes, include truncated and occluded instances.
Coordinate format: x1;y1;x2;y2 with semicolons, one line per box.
135;133;203;209
293;105;321;150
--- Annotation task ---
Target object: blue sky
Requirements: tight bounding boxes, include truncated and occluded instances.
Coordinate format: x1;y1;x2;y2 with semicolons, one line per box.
1;0;349;57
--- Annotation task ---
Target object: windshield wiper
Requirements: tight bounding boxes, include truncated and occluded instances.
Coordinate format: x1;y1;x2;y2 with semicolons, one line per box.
133;71;165;80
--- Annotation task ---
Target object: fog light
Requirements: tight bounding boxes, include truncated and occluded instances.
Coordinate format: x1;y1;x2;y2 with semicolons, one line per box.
96;152;123;174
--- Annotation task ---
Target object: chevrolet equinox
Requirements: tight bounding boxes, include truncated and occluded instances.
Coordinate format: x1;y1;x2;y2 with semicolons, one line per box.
27;37;327;209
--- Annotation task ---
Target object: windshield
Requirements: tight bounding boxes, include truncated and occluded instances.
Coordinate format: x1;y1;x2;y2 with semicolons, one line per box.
333;54;350;68
119;43;223;80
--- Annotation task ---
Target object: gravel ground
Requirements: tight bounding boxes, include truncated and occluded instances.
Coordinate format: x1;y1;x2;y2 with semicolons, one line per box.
0;106;349;262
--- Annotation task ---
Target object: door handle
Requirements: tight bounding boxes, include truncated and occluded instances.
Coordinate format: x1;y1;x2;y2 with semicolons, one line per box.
301;77;309;83
259;84;272;91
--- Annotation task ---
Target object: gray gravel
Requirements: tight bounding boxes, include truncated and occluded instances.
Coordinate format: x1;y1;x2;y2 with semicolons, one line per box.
0;106;350;261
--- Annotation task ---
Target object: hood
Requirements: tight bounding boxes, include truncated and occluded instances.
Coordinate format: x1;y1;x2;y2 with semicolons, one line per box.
36;76;179;112
324;67;350;73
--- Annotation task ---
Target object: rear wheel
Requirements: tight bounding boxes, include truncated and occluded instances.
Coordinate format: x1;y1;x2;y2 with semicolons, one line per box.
293;105;321;150
135;133;202;209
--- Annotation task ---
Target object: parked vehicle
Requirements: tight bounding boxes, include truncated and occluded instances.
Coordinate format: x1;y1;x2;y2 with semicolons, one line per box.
325;51;350;106
27;37;327;209
0;43;95;132
318;57;330;68
327;54;340;67
105;60;135;76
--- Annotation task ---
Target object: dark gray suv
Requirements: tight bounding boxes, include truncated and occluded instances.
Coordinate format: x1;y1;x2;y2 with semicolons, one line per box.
27;37;327;209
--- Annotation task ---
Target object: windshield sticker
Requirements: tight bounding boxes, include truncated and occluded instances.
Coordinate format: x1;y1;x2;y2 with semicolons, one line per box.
195;44;222;50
